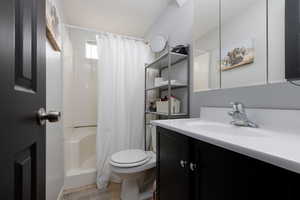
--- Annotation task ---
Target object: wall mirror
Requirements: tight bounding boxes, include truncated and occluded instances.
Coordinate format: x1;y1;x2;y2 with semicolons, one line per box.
193;0;220;92
220;0;267;89
193;0;286;92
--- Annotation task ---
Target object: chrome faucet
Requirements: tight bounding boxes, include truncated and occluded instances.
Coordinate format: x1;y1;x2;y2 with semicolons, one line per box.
228;102;258;128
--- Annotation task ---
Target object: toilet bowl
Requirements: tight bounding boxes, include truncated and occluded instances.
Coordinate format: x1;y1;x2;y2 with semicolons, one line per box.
110;127;157;200
110;150;156;200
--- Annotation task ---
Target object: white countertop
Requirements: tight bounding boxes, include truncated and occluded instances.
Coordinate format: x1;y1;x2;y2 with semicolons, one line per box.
151;118;300;174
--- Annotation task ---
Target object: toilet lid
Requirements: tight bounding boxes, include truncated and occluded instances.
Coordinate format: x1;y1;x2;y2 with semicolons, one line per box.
110;149;149;164
110;154;152;168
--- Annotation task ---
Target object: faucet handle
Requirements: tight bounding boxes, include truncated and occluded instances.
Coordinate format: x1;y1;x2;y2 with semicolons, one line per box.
230;102;245;112
228;111;234;116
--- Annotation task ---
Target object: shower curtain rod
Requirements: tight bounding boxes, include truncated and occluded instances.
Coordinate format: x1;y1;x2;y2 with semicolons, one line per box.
64;24;145;42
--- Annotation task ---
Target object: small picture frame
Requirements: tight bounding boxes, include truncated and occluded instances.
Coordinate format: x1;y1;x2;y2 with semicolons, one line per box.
221;39;255;71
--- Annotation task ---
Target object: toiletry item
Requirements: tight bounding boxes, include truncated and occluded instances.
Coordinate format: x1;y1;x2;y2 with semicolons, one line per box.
172;45;188;55
149;102;157;112
156;96;181;114
154;77;164;87
161;96;168;101
159;80;185;86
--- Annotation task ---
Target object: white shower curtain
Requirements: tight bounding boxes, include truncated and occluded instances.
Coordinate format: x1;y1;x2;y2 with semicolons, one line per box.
96;33;153;190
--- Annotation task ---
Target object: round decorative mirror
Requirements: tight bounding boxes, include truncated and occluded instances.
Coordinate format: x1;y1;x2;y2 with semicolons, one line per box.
150;35;167;53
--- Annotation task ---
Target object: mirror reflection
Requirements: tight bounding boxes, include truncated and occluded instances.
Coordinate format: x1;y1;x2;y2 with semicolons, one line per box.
193;0;275;91
220;0;267;88
193;0;220;92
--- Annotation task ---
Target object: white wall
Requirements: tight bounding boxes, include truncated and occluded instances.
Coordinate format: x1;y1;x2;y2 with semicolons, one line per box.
65;27;98;127
46;41;64;200
46;0;65;200
62;26;98;177
62;27;74;173
144;0;194;47
62;28;74;130
194;52;210;91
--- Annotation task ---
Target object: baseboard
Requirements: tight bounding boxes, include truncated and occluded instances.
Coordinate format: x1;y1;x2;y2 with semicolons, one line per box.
57;187;64;200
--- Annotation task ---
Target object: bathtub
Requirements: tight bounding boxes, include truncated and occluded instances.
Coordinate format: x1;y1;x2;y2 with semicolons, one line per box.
64;127;97;189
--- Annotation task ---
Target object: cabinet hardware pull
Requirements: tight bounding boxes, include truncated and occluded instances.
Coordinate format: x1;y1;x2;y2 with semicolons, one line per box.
180;160;187;168
190;163;197;171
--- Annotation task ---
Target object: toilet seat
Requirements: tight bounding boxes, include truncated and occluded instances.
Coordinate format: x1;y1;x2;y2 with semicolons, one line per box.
110;155;152;168
110;149;152;168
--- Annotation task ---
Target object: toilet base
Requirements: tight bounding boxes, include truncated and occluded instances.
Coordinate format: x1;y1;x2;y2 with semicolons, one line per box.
119;170;154;200
121;177;139;200
110;151;156;200
120;178;153;200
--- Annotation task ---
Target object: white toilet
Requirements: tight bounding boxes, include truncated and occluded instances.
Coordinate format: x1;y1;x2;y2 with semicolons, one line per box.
110;131;156;200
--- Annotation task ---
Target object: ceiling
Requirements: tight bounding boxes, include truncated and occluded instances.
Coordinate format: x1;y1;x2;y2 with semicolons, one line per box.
63;0;172;38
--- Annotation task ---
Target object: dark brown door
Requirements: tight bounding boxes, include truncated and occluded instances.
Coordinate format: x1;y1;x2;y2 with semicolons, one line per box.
0;0;47;199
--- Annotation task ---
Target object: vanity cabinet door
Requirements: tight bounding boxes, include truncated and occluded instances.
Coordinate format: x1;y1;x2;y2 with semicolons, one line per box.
193;141;247;200
194;139;300;200
157;128;191;200
248;157;300;200
157;127;300;200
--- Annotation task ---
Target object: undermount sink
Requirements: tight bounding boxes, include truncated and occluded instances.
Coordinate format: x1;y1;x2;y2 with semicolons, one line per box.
184;121;270;138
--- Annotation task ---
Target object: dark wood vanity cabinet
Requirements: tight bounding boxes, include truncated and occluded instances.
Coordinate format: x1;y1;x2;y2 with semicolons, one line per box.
157;129;191;200
157;127;300;200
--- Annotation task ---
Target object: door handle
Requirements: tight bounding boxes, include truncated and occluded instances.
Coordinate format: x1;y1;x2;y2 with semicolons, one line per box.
190;163;197;171
180;160;188;168
37;108;61;125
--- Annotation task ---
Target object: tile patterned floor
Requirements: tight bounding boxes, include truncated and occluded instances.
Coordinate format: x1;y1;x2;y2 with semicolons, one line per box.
63;183;121;200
